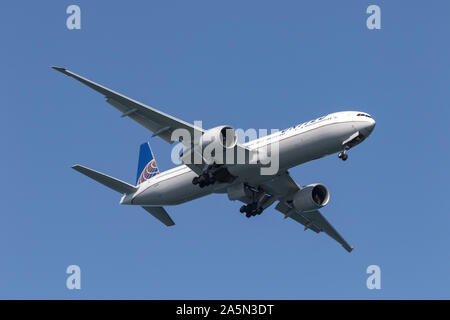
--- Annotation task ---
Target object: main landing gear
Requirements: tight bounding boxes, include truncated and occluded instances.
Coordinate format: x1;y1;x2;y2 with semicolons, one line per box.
192;164;235;188
240;203;263;218
192;173;216;188
238;186;269;218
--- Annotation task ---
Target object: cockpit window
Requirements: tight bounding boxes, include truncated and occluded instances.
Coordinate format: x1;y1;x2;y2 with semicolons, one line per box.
357;113;372;118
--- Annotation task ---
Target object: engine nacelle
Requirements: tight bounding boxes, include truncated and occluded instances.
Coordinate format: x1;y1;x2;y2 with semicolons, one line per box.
292;184;330;212
199;125;237;151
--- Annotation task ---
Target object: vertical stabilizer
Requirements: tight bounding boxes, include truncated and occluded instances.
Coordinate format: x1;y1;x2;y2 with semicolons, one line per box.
136;142;159;185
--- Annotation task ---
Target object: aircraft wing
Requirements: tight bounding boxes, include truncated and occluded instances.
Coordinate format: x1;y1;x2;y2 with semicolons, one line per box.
259;172;353;252
53;67;252;175
52;67;204;146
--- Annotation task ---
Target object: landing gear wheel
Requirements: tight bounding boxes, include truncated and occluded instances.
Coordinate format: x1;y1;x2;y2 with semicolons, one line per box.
240;203;263;216
197;174;209;188
195;172;218;188
338;152;348;161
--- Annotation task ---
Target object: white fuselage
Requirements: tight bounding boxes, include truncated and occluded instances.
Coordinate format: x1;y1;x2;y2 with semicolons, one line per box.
122;111;375;206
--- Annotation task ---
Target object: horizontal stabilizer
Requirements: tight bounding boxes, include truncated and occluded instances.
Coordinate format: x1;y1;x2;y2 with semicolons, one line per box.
72;165;137;194
142;206;175;226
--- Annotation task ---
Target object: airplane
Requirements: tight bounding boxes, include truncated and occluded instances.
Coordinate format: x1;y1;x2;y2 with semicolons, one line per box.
53;66;375;252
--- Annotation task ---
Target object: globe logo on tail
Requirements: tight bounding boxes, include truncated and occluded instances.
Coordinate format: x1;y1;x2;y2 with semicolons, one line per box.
137;159;159;184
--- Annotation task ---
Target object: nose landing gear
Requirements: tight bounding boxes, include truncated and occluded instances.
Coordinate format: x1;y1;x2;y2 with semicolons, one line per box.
338;145;350;161
338;151;348;161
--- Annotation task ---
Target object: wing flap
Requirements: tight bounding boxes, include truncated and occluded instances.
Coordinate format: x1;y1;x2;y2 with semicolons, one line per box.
301;211;353;252
106;98;174;144
274;202;321;233
274;202;353;252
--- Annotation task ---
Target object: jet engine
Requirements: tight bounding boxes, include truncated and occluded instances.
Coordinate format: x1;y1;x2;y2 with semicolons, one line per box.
180;126;238;166
199;125;237;151
292;184;330;212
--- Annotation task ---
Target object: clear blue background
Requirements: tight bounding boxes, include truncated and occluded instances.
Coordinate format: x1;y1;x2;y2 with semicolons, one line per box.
1;1;449;299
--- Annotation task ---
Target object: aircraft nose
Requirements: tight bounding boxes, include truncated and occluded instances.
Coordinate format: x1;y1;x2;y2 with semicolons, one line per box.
363;118;376;136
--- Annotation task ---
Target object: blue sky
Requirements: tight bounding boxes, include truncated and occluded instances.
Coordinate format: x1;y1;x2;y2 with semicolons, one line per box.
1;1;449;299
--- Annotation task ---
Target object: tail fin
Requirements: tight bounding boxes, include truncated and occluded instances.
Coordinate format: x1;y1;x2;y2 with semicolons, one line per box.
136;142;159;185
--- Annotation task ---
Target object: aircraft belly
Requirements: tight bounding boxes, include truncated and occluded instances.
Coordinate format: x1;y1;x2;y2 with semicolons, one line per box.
134;123;356;205
159;176;212;205
278;122;352;169
134;170;212;206
229;122;354;184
